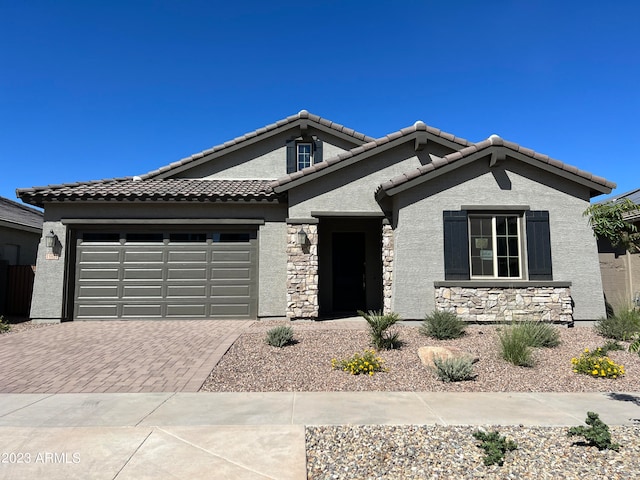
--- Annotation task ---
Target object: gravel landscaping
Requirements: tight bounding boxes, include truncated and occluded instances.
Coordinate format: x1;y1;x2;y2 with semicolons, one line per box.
201;321;640;392
202;320;640;479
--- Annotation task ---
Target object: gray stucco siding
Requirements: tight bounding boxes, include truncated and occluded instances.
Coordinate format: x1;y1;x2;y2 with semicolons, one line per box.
170;128;357;180
391;160;605;322
288;143;423;218
0;226;41;265
257;220;287;317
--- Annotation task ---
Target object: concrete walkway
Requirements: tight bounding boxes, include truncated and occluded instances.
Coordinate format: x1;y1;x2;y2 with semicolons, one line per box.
0;320;253;393
1;391;639;479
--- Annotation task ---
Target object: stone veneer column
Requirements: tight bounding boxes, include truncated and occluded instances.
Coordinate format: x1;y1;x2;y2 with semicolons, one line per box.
382;223;394;314
286;224;318;319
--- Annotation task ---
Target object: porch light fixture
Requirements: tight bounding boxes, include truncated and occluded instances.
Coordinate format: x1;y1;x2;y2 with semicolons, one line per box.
45;230;57;248
297;228;307;246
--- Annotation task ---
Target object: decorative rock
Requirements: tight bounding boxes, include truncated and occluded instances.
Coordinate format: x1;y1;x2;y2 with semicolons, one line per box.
418;346;479;369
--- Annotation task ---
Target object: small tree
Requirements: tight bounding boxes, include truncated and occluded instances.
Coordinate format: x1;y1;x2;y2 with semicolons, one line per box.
583;198;640;253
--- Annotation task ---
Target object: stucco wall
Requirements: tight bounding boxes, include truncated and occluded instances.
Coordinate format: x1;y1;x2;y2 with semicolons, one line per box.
391;159;606;322
0;226;41;265
288;143;427;217
170;127;358;180
29;201;288;321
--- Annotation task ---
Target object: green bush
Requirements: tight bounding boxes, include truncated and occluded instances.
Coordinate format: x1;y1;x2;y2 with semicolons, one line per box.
571;347;625;379
358;310;402;350
498;327;534;367
0;316;10;334
472;429;517;466
420;310;466;340
432;356;475;383
595;307;640;340
265;325;294;348
513;320;561;348
567;411;620;451
331;350;387;376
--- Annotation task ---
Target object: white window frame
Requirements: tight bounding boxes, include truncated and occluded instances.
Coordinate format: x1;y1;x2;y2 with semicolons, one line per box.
297;142;313;171
468;214;523;279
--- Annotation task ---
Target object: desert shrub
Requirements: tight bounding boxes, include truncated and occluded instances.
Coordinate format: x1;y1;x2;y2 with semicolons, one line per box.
472;429;517;466
600;340;624;354
498;327;534;367
358;310;402;350
265;325;294;348
432;356;475;382
420;310;466;340
331;350;387;376
0;316;10;333
513;320;561;348
595;307;640;340
567;411;620;451
571;348;625;379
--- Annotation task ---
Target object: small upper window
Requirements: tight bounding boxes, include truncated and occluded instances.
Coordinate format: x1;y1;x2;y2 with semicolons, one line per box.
469;215;521;279
297;143;312;171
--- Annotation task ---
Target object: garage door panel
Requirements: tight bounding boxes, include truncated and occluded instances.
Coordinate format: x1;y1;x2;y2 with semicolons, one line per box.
124;250;164;263
166;304;207;317
123;268;164;280
167;285;207;297
78;268;120;280
211;268;251;280
79;250;121;263
122;285;164;298
167;250;208;263
211;285;250;297
76;304;119;319
75;230;257;320
167;268;207;280
212;251;251;262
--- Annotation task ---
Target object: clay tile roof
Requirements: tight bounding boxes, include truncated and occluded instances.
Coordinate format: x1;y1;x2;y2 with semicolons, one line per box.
379;135;616;196
16;179;280;207
140;110;375;180
0;196;43;229
270;122;472;190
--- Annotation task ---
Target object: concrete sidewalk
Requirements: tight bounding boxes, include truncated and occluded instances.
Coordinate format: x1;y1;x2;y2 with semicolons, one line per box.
1;391;639;479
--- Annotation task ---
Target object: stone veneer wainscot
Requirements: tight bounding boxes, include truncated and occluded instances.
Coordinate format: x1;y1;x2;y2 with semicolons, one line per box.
286;224;318;319
434;284;573;323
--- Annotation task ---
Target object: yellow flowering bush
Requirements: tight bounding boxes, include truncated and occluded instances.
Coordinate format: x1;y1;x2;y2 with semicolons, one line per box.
571;348;625;379
331;350;387;376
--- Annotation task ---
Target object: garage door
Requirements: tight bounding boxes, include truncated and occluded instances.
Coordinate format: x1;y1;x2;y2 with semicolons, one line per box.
73;230;257;320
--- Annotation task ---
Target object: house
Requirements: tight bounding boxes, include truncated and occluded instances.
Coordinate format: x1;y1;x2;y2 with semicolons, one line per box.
0;196;43;316
17;111;615;325
596;188;640;312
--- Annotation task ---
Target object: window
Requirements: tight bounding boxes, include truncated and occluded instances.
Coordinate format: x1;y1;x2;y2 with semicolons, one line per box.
297;143;312;171
286;138;323;173
469;215;521;278
443;210;552;281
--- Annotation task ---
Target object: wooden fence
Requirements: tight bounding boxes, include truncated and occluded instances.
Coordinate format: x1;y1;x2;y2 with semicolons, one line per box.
4;265;35;316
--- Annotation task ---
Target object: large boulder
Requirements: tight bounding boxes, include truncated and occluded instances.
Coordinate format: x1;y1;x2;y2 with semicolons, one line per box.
418;346;478;369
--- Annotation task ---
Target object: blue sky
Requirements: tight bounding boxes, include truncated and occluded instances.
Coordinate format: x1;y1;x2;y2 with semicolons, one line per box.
2;0;638;204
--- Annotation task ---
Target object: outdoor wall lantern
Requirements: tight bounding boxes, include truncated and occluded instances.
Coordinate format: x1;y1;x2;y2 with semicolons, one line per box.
297;228;308;246
45;230;58;249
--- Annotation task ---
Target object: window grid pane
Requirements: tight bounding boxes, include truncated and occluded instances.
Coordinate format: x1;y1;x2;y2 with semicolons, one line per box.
470;215;520;279
297;143;312;170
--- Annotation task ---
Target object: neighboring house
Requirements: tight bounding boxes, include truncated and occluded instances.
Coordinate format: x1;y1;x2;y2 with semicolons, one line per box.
0;196;43;316
17;111;615;325
596;188;640;312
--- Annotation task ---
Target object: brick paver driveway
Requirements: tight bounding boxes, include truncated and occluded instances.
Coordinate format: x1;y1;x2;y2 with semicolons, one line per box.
0;320;253;393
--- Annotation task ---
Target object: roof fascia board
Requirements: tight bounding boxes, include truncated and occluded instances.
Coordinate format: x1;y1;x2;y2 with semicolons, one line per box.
61;218;265;225
504;150;613;196
274;132;423;193
0;219;42;233
151;119;369;180
384;153;487;197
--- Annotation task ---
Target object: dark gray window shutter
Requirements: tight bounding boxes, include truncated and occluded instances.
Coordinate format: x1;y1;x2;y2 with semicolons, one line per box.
313;138;323;164
286;140;296;173
526;210;553;280
443;210;470;280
